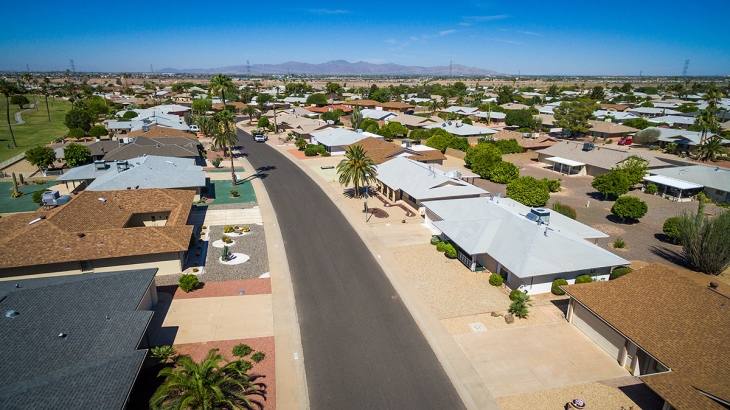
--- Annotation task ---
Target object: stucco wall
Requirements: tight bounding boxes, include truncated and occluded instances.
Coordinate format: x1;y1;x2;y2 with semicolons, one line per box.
444;148;465;160
509;266;612;294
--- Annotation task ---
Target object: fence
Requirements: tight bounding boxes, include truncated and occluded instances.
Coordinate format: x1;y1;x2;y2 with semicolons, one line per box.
0;153;26;170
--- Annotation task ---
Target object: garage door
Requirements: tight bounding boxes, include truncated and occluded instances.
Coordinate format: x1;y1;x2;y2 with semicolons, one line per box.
572;302;625;361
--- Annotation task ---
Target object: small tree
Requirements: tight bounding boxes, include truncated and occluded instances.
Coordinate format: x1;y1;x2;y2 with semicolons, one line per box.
506;176;550;206
191;98;212;114
663;216;680;243
306;93;327;105
488;161;519;184
257;117;270;129
611;196;648;222
25;146;57;174
633;128;661;145
67;128;86;139
592;170;631;200
88;125;109;138
615;155;649;186
675;197;730;275
425;130;454;153
409;129;430;142
465;143;502;178
295;138;307;151
11;94;30;109
508;292;532;319
65;109;93;132
63;143;91;167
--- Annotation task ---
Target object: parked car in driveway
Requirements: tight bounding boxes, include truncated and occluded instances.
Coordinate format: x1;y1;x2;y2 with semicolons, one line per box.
254;134;268;142
618;137;633;146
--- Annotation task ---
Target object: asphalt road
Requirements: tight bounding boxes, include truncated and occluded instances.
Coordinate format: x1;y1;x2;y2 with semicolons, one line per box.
237;129;466;409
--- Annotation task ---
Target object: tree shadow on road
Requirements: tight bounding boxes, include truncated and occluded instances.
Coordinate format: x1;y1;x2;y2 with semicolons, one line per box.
649;245;695;270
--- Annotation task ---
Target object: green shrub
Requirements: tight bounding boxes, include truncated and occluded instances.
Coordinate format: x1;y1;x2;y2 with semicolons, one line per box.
542;178;562;193
610;266;633;280
444;243;457;258
489;161;519;184
575;274;593;284
230;190;239;197
613;237;626;248
241;226;250;232
151;345;177;364
201;225;207;229
489;274;503;286
509;292;532;318
509;289;524;301
222;236;232;244
662;217;680;242
551;278;568;295
211;157;222;168
506;176;550;207
232;343;253;358
321;151;331;157
605;139;614;144
179;274;200;293
552;201;577;219
304;147;319;156
223;225;234;233
430;236;441;245
67;128;85;139
645;183;658;195
436;242;446;252
611;196;648;221
192;267;199;273
32;189;46;204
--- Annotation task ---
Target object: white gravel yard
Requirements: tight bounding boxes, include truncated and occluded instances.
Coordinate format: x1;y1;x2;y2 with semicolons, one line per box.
389;243;511;319
495;381;663;410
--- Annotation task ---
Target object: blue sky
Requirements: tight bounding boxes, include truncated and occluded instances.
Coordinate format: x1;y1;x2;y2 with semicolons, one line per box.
2;0;728;75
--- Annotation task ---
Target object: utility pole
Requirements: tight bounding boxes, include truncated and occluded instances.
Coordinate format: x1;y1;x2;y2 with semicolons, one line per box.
682;60;690;78
150;64;154;74
247;60;251;78
449;61;452;77
69;59;76;81
273;87;279;134
26;64;30;72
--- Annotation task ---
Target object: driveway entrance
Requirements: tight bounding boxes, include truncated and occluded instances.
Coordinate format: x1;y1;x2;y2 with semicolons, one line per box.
455;322;629;398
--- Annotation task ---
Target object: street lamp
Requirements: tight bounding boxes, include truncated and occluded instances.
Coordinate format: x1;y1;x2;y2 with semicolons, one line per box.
364;173;370;222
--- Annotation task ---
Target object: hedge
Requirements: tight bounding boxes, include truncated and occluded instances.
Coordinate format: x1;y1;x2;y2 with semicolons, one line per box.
444;243;457;259
489;274;503;286
551;278;568;295
575;274;593;284
610;267;633;280
430;236;441;245
509;289;523;301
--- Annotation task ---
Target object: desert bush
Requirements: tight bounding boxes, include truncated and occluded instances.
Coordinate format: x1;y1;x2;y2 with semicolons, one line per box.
610;267;633;280
509;289;524;301
436;242;446;252
223;225;234;233
179;274;200;293
509;292;532;318
542;178;562;193
575;274;593;284
230;190;239;197
611;196;648;221
662;217;680;243
430;236;441;245
552;201;577;219
222;236;232;244
489;274;503;286
211;157;222;168
304;147;319;156
645;183;658;195
613;237;626;248
444;243;457;258
151;345;177;364
551;278;568;295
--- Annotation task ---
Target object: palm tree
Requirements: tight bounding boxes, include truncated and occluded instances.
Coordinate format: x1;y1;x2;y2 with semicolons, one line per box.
210;74;234;111
40;83;51;121
150;348;265;410
696;137;728;162
0;79;19;147
336;144;377;199
213;110;238;185
695;108;718;145
243;105;258;125
704;85;724;109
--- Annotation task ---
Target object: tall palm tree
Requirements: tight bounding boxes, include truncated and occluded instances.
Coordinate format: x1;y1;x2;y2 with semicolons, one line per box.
704;85;724;109
0;79;19;147
696;137;728;162
210;74;234;111
213;110;238;185
243;105;258;124
695;108;718;145
336;144;377;199
150;349;265;410
41;83;51;121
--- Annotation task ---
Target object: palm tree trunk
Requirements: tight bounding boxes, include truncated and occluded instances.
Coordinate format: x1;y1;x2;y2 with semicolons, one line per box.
45;95;50;121
229;142;236;187
5;95;17;147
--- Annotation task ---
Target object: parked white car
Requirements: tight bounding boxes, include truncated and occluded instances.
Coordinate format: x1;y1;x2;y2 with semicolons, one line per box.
189;125;200;132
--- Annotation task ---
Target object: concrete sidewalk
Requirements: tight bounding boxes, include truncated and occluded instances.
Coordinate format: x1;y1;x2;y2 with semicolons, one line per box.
251;125;498;410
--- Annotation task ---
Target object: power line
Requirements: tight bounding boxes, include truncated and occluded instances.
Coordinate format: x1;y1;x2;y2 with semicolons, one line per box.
150;64;154;74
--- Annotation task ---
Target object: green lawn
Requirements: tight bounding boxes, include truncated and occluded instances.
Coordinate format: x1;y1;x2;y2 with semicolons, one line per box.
0;95;72;163
195;179;257;206
0;180;58;214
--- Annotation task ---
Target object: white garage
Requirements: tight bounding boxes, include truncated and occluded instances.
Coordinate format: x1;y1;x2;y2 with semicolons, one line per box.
571;302;626;362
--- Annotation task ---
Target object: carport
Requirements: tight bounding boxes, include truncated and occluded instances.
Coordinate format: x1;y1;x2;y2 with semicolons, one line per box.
644;174;703;202
546;156;584;175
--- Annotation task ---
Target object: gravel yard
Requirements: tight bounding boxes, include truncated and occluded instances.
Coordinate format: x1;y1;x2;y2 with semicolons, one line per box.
156;223;269;286
390;243;511;319
440;308;554;335
495;381;663;410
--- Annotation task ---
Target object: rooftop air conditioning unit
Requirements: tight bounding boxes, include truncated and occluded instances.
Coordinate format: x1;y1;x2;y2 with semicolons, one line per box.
526;208;551;225
116;160;129;172
41;190;71;207
453;170;462;179
94;160;106;170
403;140;412;148
583;142;595;151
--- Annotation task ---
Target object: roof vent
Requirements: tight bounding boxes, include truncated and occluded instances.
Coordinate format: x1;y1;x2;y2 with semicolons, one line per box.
58;332;67;339
583;142;595;151
5;310;19;318
98;197;107;203
77;232;85;238
710;282;719;289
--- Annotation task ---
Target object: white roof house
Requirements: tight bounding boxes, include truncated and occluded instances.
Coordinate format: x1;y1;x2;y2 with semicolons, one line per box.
648;116;695;127
375;157;488;205
649;165;730;202
627;107;681;117
310;128;381;154
441;106;480;115
425;121;498;136
360;109;398;121
423;197;629;293
593;110;640;123
649;127;724;147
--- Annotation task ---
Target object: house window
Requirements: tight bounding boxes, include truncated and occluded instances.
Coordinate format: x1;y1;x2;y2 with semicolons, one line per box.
80;260;94;272
499;266;510;283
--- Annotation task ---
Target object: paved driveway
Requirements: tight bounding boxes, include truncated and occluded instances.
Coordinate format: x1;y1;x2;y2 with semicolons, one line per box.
187;208;263;226
455;322;629;398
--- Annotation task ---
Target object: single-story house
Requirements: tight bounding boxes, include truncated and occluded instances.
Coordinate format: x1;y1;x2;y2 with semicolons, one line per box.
345;137;446;165
305;104;354;115
127;125;192;139
310;128;381;154
213;101;248;112
561;263;730;410
500;103;530;111
440;106;481;116
0;188;195;280
379;101;415;113
650;127;726;150
423;196;627;293
56;155;206;200
588;120;639;140
265;106;317;119
375;157;488;209
342;99;379;109
0;268;160;409
600;104;630;112
627;107;681;118
648;164;730;203
472;111;506;123
536;141;673;176
360;108;398;121
425;121;498;139
493;129;558;152
386;114;439;129
88;136;202;162
648;115;695;129
593;110;640;123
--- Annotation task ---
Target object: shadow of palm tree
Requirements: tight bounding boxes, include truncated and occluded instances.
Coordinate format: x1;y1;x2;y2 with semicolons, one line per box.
342;187;367;199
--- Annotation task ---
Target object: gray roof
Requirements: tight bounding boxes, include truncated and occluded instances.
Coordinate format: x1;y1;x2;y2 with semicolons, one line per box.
424;197;627;278
649;164;730;192
57;155;205;191
376;157;488;201
0;269;156;410
649;127;724;146
536;141;673;170
361;109;398;120
424;121;498;136
89;136;201;161
311;128;374;147
649;116;695;126
627;107;681;116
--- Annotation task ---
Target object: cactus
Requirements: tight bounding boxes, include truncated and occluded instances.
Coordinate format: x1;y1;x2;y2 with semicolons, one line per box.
12;173;18;194
221;245;231;261
18;173;24;185
351;105;363;130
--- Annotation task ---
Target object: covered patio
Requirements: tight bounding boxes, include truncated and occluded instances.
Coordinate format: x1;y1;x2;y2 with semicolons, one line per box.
644;174;703;202
545;156;585;175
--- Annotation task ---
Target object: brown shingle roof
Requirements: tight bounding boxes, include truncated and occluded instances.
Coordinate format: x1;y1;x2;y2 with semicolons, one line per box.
589;120;639;134
127;125;192;138
344;137;446;165
562;263;730;410
600;103;631;112
96;136;200;161
493;130;558;150
0;189;194;269
379;101;415;109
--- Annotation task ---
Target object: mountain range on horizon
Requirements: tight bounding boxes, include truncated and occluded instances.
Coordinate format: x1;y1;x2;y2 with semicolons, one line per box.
158;60;502;76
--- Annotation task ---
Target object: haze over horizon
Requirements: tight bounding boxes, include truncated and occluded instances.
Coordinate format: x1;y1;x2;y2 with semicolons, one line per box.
2;0;728;76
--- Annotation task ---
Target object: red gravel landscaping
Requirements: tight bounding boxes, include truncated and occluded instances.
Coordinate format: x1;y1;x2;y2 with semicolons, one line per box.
287;148;323;160
175;336;276;409
159;278;272;299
